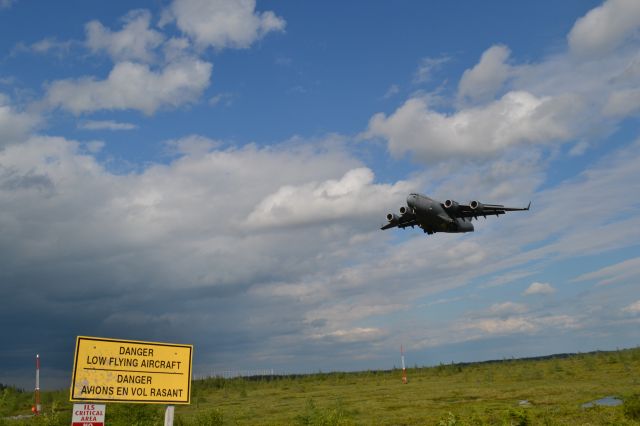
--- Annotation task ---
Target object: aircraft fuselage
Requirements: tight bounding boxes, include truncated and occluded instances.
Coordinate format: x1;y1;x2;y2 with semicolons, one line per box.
406;193;474;234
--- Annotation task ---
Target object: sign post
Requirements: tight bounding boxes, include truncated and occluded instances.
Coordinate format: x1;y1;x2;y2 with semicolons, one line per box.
164;405;175;426
70;336;192;405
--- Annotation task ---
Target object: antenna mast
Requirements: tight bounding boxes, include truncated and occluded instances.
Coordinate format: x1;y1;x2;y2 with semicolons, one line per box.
34;354;41;415
401;345;407;384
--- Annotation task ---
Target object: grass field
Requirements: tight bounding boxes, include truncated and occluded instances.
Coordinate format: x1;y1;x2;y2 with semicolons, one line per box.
2;347;640;425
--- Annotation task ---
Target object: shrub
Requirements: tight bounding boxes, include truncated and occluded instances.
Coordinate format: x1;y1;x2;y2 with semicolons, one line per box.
505;408;530;426
437;411;461;426
106;403;163;426
624;393;640;420
191;408;224;426
295;398;353;426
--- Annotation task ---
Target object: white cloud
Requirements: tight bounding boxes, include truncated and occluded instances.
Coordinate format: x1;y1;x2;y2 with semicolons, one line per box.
383;84;399;99
0;134;375;293
85;9;164;63
315;138;640;353
603;88;640;117
488;301;528;316
164;134;220;156
163;37;192;62
366;0;640;166
163;0;285;49
523;282;556;296
0;94;39;146
0;133;418;374
461;317;536;335
622;300;640;314
474;142;640;274
209;92;235;107
413;56;449;84
45;58;212;115
311;327;387;343
568;0;640;56
458;45;511;104
246;167;411;229
26;37;74;56
365;91;582;163
572;257;640;286
2;130;640;377
425;150;544;203
455;311;580;339
78;120;137;131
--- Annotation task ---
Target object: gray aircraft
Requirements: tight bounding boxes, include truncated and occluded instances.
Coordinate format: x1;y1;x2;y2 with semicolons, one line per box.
382;193;530;234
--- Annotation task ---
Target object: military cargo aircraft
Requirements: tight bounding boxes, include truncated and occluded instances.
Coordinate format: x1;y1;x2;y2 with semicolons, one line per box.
382;193;530;234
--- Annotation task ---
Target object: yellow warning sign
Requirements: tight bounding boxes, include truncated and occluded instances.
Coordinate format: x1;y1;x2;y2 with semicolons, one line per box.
70;336;192;404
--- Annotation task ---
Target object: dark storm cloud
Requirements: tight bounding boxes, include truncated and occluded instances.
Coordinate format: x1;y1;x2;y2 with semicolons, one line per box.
0;135;412;387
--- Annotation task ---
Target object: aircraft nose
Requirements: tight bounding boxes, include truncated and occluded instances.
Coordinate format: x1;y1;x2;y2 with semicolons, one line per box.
406;194;415;208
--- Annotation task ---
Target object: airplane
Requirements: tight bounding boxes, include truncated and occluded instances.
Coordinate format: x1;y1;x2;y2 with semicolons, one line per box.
382;193;530;235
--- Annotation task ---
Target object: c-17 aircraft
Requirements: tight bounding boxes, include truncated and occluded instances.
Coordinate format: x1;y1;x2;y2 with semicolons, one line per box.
382;193;530;235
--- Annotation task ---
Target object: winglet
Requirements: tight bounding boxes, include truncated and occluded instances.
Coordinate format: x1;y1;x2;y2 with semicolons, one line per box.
526;201;531;210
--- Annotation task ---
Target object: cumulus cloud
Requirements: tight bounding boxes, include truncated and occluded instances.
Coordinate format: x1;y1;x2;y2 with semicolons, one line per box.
0;135;365;288
45;58;212;115
0;94;40;146
2;129;640;384
85;9;164;63
603;88;640;117
366;0;640;165
365;92;582;163
163;0;285;49
523;282;556;296
568;0;640;56
164;134;221;156
246;167;411;229
0;134;407;378
419;149;543;205
458;45;512;104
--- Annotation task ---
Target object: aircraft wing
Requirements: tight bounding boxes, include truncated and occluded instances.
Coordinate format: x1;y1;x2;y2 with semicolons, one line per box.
452;201;530;219
381;212;418;230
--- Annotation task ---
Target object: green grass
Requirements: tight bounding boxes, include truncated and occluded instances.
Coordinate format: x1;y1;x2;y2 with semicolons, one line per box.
3;348;640;425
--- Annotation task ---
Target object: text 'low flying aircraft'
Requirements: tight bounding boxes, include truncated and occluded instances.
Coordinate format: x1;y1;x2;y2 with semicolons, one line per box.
382;193;530;235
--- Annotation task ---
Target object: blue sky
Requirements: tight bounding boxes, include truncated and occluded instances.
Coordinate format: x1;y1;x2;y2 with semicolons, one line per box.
1;0;640;389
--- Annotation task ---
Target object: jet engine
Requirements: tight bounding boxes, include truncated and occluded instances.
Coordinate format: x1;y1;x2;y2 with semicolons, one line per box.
443;199;460;212
386;213;398;222
399;206;413;215
469;200;484;210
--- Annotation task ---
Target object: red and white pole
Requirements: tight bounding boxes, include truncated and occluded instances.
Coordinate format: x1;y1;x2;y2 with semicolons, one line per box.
401;345;407;384
34;354;41;415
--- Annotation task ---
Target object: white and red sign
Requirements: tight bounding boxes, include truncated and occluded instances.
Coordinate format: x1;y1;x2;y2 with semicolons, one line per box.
71;403;105;426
